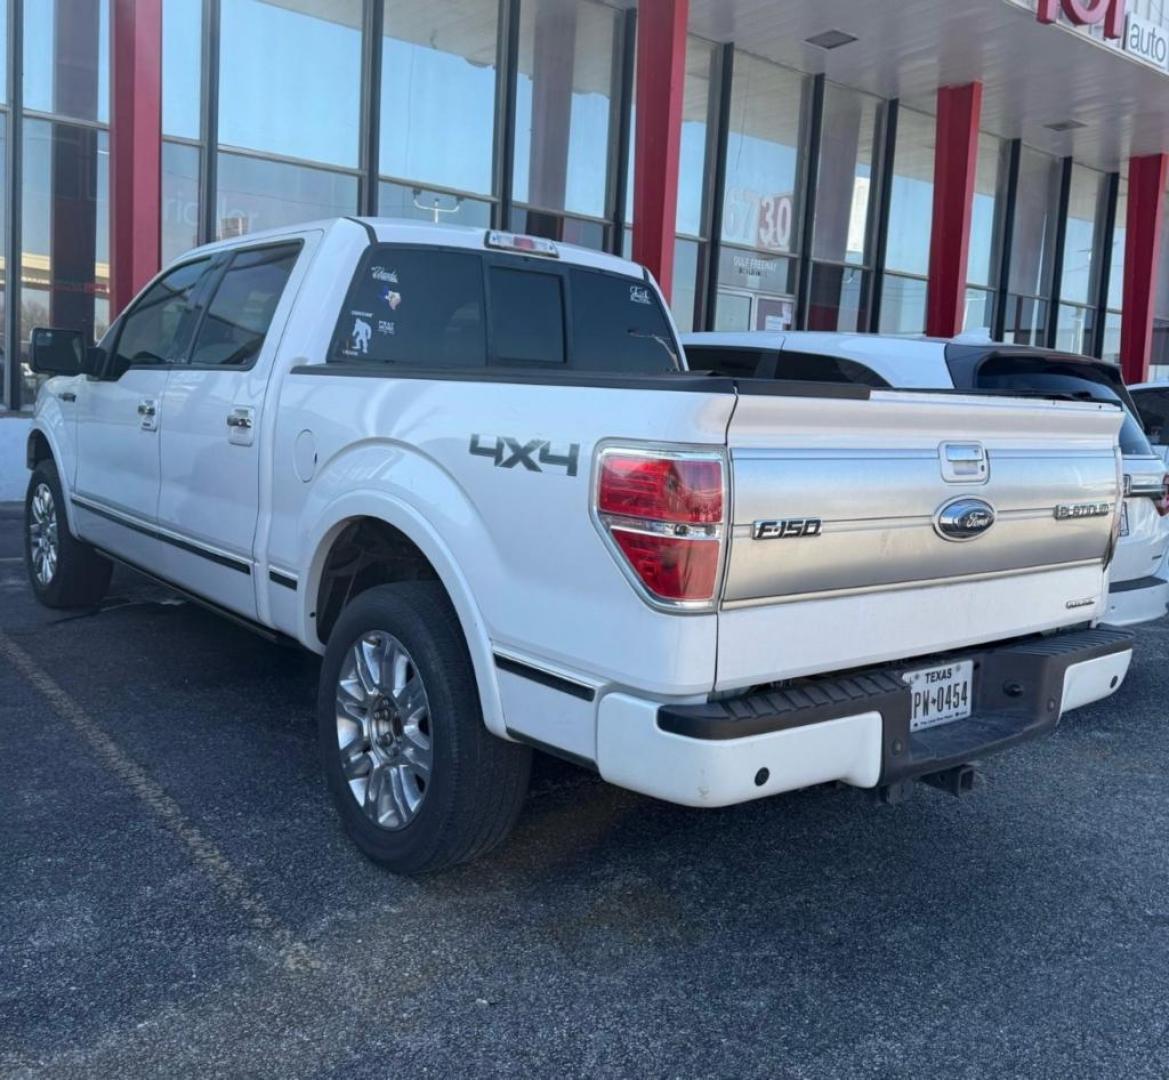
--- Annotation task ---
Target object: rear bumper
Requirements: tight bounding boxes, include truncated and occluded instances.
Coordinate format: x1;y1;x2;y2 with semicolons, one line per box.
1104;575;1169;627
595;628;1133;808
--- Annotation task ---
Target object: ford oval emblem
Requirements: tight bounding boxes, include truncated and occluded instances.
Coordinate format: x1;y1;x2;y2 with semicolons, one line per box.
934;497;996;542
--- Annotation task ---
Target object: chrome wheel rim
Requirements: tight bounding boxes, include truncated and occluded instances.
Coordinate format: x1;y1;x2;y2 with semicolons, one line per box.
28;482;59;587
335;631;433;830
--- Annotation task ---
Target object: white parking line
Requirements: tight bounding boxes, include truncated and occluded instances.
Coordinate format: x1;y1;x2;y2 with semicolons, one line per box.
0;631;317;972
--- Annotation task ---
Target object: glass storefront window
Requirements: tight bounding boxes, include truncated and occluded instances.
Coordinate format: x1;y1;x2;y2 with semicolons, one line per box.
162;141;201;264
379;181;492;227
1155;183;1169;324
163;0;202;140
380;0;499;197
1106;176;1127;313
1054;303;1095;356
878;273;928;336
968;133;1007;290
219;0;362;168
215;152;358;239
671;237;701;332
1002;294;1049;347
21;119;110;399
1061;165;1106;307
1101;311;1122;364
720;53;808;256
884;107;935;278
812;84;880;267
807;263;869;332
24;0;109;123
513;0;619;220
963;286;995;333
714;247;797;332
1009;146;1062;301
627;36;716;237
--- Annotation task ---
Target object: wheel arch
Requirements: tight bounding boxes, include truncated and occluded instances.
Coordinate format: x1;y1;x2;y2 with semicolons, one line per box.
25;422;81;537
303;495;507;738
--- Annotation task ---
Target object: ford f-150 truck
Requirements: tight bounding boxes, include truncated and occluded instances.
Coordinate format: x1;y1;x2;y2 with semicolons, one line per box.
24;218;1134;874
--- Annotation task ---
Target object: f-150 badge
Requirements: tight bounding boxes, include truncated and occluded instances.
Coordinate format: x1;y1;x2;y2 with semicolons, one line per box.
752;518;822;540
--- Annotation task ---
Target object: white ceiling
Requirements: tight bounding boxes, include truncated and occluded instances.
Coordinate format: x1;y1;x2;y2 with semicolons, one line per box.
684;0;1169;173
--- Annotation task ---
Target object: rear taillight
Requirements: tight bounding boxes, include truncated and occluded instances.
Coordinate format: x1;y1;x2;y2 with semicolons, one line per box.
594;448;726;607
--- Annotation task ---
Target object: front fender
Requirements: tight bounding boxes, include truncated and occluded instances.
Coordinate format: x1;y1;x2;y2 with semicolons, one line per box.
299;487;508;739
27;387;80;536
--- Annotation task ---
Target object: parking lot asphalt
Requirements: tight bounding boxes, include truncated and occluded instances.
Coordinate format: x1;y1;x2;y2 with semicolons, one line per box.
3;501;1169;1078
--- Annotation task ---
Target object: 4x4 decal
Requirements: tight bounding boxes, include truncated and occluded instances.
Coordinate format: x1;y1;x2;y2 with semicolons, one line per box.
469;434;580;477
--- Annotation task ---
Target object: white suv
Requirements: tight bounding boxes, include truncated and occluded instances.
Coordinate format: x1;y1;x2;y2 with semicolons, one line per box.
683;331;1169;628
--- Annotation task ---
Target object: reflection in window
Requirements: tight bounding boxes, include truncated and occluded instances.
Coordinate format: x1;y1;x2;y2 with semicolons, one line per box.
1054;303;1096;356
24;0;109;122
813;85;881;267
1107;177;1127;312
626;36;716;237
963;286;995;334
219;0;362;168
1009;147;1062;301
808;263;869;332
721;53;808;255
968;133;1008;290
381;0;498;197
671;238;701;333
1061;165;1106;306
879;274;928;336
1002;294;1049;347
513;0;618;220
21;119;109;401
163;0;202;140
884;107;935;278
379;181;492;227
215;153;357;238
162;141;201;264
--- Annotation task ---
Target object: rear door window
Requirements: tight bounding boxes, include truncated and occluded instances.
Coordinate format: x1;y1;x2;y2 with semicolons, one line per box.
488;267;565;366
188;243;300;367
1131;389;1169;445
685;346;771;377
332;247;486;367
968;355;1154;457
569;268;679;372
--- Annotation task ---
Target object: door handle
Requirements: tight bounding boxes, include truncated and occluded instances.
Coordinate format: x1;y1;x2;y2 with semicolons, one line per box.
138;398;159;431
226;407;256;445
59;391;76;403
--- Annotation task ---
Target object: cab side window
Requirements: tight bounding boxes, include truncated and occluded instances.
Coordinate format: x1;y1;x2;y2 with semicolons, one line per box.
188;243;301;367
110;258;211;375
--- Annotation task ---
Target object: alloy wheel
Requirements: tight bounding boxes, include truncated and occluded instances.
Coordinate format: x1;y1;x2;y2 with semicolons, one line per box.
28;483;59;587
335;631;433;830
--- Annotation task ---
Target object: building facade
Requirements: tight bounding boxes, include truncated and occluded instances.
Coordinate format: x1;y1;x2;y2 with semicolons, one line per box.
4;0;1169;410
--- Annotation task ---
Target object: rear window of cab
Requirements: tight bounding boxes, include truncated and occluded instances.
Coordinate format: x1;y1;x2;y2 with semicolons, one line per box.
330;244;680;374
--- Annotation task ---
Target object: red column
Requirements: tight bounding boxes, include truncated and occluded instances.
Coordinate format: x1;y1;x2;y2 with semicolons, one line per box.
1119;154;1169;384
925;83;982;338
110;0;162;316
631;0;687;300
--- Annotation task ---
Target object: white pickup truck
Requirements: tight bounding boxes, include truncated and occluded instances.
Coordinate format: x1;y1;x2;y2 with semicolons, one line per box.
24;218;1134;874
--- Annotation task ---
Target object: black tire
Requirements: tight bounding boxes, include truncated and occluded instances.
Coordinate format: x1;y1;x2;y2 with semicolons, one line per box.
318;582;531;874
24;460;113;610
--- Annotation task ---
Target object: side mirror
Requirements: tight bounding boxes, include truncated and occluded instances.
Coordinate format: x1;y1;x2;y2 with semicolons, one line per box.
29;327;98;376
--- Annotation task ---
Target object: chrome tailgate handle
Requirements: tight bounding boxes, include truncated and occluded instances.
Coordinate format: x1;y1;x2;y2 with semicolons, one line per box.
940;441;988;483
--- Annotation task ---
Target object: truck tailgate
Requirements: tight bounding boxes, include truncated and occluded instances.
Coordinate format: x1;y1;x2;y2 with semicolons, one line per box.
717;387;1123;691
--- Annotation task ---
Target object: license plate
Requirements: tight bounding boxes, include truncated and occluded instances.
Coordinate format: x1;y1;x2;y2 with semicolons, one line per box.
903;660;974;732
1120;501;1130;537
